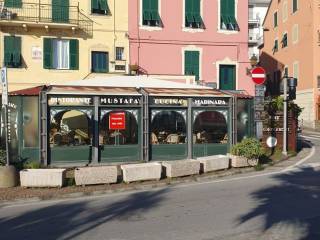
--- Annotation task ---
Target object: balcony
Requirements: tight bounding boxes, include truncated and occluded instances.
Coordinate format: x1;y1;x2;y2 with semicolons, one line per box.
0;1;93;36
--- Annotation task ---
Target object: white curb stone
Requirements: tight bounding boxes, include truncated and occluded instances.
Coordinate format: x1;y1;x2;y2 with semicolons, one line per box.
121;163;162;183
20;169;66;187
75;166;118;186
162;160;200;178
196;155;230;173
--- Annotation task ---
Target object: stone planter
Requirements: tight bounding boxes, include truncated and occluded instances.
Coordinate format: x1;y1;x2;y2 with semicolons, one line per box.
162;160;200;178
229;154;258;168
20;169;66;187
0;166;18;188
121;163;162;183
196;155;230;173
75;166;118;186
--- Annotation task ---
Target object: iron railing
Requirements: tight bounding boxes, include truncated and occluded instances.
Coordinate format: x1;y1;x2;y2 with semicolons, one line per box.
0;1;93;36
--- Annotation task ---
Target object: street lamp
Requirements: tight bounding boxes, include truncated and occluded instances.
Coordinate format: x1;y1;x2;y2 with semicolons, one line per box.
250;54;258;68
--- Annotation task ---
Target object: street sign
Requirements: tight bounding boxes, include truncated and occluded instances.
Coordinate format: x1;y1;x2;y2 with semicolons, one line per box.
1;67;8;105
251;67;266;85
255;85;266;97
109;112;126;130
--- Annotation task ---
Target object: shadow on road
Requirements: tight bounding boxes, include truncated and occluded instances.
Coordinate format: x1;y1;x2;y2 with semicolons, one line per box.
238;167;320;240
0;188;169;240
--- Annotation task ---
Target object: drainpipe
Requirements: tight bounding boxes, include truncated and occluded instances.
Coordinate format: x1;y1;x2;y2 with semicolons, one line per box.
113;0;116;70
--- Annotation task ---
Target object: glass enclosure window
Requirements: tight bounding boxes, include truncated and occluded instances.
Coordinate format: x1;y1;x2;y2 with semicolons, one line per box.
151;110;187;145
99;111;138;145
193;111;228;144
23;97;39;148
50;110;92;146
237;100;252;142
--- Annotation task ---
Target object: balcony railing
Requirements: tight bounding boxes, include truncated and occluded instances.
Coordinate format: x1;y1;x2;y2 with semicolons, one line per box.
0;1;93;36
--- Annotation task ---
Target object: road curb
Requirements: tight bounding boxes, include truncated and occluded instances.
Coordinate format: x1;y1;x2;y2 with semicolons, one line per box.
0;142;315;207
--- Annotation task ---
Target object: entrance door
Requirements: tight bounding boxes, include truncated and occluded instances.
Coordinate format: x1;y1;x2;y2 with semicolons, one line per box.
219;65;236;90
192;110;229;158
99;109;141;162
52;0;69;23
49;108;93;165
150;109;188;161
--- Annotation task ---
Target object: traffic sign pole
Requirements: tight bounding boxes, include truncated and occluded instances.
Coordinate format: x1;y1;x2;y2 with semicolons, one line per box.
1;67;9;166
283;77;288;156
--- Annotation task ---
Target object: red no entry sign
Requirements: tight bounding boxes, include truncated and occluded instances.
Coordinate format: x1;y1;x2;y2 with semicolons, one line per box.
251;67;266;85
109;112;126;130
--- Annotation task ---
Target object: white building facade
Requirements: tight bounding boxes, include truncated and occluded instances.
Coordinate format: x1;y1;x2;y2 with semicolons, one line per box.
248;0;271;60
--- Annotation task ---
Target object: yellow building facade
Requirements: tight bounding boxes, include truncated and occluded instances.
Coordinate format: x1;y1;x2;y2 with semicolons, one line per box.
0;0;129;91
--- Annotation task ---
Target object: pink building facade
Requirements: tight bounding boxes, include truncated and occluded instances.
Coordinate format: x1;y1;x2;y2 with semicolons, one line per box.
129;0;254;95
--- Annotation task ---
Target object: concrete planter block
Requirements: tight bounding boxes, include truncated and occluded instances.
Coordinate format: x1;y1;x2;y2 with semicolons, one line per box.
0;166;18;188
196;155;230;173
162;160;200;178
229;154;258;168
75;166;118;186
121;163;162;183
20;169;66;187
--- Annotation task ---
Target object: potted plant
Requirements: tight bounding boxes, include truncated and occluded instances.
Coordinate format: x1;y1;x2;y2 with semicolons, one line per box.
229;138;263;168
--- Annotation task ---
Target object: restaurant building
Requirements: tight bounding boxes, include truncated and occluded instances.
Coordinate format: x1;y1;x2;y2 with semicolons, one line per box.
4;77;254;166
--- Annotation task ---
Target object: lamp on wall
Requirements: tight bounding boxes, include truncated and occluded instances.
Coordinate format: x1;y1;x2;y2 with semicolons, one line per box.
246;54;259;75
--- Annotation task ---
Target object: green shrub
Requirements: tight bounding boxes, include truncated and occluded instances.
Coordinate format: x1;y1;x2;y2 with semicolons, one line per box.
231;138;263;160
23;161;41;169
0;149;6;166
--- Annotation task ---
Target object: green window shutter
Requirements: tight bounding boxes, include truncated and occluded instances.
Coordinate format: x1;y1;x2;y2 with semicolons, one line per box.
4;0;22;8
52;0;69;23
150;0;159;21
143;0;151;21
43;38;53;69
193;0;201;24
4;36;13;66
99;0;108;12
91;0;99;10
13;36;21;66
184;51;199;81
69;39;79;70
220;65;235;90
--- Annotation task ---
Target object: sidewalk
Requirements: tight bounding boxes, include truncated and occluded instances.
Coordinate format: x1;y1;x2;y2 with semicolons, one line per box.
0;144;314;205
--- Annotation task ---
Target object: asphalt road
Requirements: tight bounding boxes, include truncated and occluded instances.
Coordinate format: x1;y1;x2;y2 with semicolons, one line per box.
1;132;320;240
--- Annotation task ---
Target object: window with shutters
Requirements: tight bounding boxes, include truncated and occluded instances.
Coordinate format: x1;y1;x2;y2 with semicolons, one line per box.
292;0;298;13
4;0;22;8
273;11;278;28
142;0;160;26
219;65;236;90
273;39;278;53
184;51;200;81
185;0;202;28
92;0;110;15
91;51;108;73
43;38;78;70
220;0;238;31
282;33;288;48
4;36;22;68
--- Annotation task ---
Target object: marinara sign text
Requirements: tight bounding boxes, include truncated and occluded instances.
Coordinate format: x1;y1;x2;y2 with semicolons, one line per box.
109;112;126;130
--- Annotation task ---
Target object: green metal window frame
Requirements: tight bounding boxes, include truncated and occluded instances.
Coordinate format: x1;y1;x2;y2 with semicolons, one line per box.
91;51;109;73
185;0;202;28
91;0;110;14
4;0;22;8
220;0;238;31
293;0;298;13
184;51;200;81
282;33;288;48
142;0;160;26
219;65;236;90
4;36;22;68
43;38;79;70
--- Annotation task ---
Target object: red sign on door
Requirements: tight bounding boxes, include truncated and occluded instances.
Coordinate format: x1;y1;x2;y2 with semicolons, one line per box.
109;112;126;130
